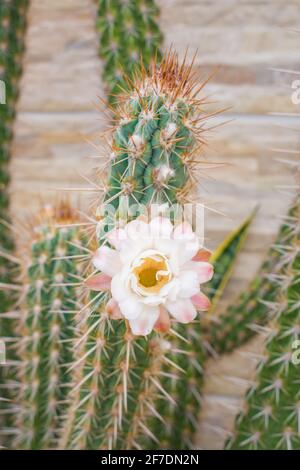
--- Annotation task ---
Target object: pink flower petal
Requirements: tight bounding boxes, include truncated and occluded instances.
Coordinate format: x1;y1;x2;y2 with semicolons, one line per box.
85;273;111;291
191;293;211;311
105;298;123;320
194;261;214;284
154;306;171;333
192;248;212;262
166;298;197;323
93;245;121;277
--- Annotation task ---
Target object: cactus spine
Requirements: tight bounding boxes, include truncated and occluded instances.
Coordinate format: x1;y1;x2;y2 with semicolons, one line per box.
226;194;300;450
97;0;162;104
11;203;86;449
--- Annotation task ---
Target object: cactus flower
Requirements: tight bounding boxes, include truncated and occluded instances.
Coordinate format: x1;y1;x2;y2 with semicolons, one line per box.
88;217;213;336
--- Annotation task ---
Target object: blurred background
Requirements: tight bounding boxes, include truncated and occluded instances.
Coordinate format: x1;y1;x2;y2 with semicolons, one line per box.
8;0;300;448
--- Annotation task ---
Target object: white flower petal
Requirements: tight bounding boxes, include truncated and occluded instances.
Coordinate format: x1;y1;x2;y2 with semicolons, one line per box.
150;216;173;239
141;294;165;306
177;270;199;298
93;246;121;277
106;227;126;250
173;221;194;240
178;238;200;265
119;297;143;320
160;278;180;301
154;238;179;265
166;298;197;323
129;307;159;336
124;219;150;240
111;273;129;302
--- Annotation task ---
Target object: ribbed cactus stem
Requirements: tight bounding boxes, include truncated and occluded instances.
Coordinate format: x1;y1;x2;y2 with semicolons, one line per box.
101;52;206;217
147;324;205;449
0;0;29;447
63;53;214;450
61;307;164;450
97;0;162;103
226;195;300;450
12;203;86;449
118;335;173;449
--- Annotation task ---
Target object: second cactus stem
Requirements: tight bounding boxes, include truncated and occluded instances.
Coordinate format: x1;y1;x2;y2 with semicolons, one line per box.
97;0;163;104
226;195;300;450
206;198;299;354
12;203;87;449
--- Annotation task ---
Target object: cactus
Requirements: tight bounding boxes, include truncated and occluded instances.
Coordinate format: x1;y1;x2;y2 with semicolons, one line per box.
206;200;298;355
0;0;29;324
97;0;163;104
102;51;210;213
60;52;219;450
4;202;87;450
0;0;29;446
145;212;255;449
226;194;300;450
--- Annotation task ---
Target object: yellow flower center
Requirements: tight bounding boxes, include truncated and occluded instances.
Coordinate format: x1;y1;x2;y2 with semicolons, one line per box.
133;255;171;294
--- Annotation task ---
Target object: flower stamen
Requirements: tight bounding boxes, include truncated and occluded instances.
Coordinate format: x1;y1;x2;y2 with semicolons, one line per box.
132;254;171;294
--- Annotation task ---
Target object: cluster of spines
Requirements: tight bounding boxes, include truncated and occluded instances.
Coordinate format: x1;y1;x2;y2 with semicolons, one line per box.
101;52;210;217
97;0;163;103
61;308;173;450
226;195;300;450
10;203;87;449
145;322;206;449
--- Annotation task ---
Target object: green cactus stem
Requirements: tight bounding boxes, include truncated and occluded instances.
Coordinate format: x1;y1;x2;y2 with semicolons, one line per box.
145;211;255;449
62;52;218;450
226;195;300;450
100;51;214;218
206;199;299;355
9;203;87;449
0;0;29;447
97;0;163;104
